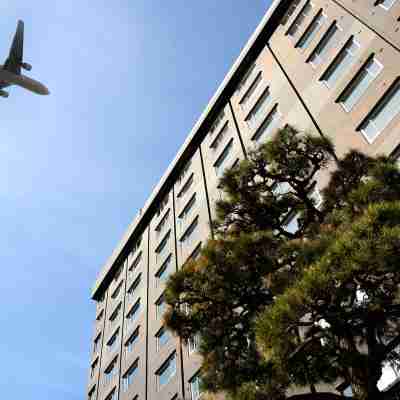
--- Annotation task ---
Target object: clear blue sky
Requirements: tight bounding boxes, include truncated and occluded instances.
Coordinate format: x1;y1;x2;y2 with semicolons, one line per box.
0;1;270;399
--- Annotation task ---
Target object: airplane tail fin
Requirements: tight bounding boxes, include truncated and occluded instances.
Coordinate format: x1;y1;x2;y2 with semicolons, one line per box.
4;20;24;74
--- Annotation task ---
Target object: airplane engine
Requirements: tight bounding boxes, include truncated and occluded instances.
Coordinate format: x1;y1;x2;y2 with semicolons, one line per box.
0;90;9;98
21;62;32;71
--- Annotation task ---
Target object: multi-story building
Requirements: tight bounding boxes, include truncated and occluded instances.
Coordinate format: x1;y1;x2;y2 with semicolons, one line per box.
86;1;400;400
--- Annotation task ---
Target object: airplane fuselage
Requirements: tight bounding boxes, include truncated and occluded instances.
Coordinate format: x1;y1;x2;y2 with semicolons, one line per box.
0;65;49;95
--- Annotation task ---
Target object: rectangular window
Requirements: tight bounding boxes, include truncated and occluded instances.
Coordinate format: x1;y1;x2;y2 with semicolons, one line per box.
180;217;199;249
210;122;230;152
88;385;96;400
178;194;196;229
104;388;117;400
96;309;104;322
114;264;123;282
129;252;142;277
125;327;140;355
376;0;397;10
131;235;142;257
109;303;121;323
106;329;119;353
209;110;226;136
246;88;271;129
157;194;169;216
281;0;302;25
155;255;172;287
126;299;141;327
287;1;313;37
156;231;171;262
359;79;400;143
189;243;202;262
338;57;383;112
103;358;118;386
308;21;340;68
177;174;194;199
190;373;202;400
156;294;167;320
123;359;139;392
239;72;263;110
214;139;233;178
177;160;192;186
127;274;142;300
320;37;360;88
252;104;281;143
236;63;257;93
111;281;123;300
156;327;171;351
156;352;177;389
188;334;200;355
284;213;300;235
296;10;326;50
155;209;170;236
93;333;101;353
91;358;98;378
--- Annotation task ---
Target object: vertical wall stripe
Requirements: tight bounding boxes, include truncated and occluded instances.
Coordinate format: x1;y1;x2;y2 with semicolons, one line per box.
228;100;248;158
145;226;151;400
199;145;215;239
117;258;130;400
172;185;187;400
95;289;109;400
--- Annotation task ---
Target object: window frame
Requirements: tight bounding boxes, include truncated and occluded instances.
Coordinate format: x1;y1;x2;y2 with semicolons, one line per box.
125;326;140;355
251;103;281;143
109;302;122;323
286;0;313;38
156;326;171;351
126;298;142;327
295;9;327;50
122;358;139;392
156;352;177;390
214;138;234;178
155;254;173;287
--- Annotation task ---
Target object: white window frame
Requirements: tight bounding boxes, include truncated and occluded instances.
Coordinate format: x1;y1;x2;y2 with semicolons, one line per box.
338;57;383;112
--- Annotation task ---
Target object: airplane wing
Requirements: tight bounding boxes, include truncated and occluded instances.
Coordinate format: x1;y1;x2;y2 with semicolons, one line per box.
3;20;24;74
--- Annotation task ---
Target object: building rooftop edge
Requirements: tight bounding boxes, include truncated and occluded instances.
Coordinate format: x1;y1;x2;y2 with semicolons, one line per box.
91;0;285;300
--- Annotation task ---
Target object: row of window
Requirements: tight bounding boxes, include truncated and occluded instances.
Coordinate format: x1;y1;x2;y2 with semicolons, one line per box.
284;1;400;144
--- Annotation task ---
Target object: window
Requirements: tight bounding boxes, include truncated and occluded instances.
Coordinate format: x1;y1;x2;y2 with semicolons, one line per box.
96;310;104;322
105;388;117;400
155;255;172;287
157;194;169;216
106;329;120;353
131;235;142;257
156;294;167;320
188;334;200;355
93;333;101;353
359;79;400;143
177;174;194;199
320;37;360;88
180;217;199;250
178;194;196;229
129;252;142;276
88;385;96;400
156;231;171;262
190;373;202;400
296;10;326;50
240;72;263;109
281;0;302;25
284;213;300;234
91;358;98;378
210;122;230;152
126;299;141;327
156;352;177;389
338;57;383;112
123;359;139;392
246;88;272;129
287;1;313;37
308;21;340;68
109;303;121;323
103;358;118;386
189;243;202;262
177;160;192;186
214;139;233;178
252;104;281;143
127;274;142;300
309;187;323;209
114;264;123;282
375;0;397;10
236;63;256;93
111;281;123;300
156;209;170;235
156;327;171;351
209;110;226;136
125;327;140;354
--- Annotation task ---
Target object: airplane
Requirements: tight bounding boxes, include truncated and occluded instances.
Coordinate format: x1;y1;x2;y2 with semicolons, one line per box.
0;20;49;98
